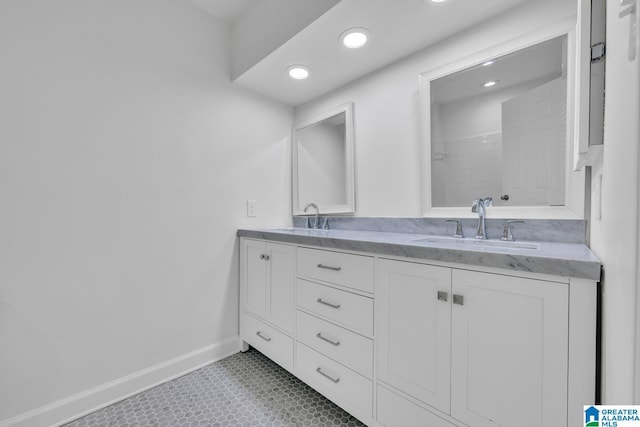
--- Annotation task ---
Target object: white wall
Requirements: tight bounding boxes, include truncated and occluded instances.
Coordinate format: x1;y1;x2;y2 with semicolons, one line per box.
589;0;640;404
0;1;293;425
295;0;576;217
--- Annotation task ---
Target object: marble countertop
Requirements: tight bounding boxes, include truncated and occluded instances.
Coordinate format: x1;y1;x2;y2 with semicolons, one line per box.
237;227;602;281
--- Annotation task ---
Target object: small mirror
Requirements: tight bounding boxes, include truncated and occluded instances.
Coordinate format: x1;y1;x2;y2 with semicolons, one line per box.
292;102;355;215
421;30;585;219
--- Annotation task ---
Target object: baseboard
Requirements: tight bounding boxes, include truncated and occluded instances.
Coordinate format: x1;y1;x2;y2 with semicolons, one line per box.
0;337;242;427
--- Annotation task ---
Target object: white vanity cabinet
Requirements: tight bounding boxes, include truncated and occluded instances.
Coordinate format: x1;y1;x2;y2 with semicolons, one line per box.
239;239;295;370
377;258;585;427
238;235;597;427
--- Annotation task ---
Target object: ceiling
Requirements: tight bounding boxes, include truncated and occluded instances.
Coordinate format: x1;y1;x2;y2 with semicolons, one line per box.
432;35;566;105
186;0;257;23
189;0;533;106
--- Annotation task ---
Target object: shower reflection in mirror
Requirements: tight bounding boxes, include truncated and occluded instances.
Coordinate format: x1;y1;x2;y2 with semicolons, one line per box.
430;35;568;208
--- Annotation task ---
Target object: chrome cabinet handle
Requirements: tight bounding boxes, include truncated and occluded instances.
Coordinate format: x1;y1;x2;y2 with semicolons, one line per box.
453;294;464;306
315;367;340;383
255;331;271;342
317;263;341;271
259;254;270;261
316;332;340;346
316;298;341;309
437;291;448;302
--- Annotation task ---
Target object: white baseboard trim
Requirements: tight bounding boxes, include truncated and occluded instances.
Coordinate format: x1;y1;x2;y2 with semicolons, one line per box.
0;337;242;427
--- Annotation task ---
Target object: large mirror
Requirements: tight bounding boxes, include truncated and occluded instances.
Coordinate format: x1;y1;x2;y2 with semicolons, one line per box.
420;28;586;219
292;102;355;215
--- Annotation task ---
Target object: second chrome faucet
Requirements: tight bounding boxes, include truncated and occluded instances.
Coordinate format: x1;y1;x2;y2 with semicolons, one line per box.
471;197;493;239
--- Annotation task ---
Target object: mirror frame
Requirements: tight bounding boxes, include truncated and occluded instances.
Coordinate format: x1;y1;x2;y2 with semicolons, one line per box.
419;20;586;220
292;102;356;215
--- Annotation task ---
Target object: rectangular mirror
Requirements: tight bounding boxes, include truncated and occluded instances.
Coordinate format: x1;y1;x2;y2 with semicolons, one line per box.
432;35;567;208
292;102;355;215
420;26;586;219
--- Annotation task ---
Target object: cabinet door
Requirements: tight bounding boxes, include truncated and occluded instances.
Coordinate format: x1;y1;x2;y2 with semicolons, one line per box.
241;239;267;318
265;243;295;333
451;270;568;427
377;259;452;413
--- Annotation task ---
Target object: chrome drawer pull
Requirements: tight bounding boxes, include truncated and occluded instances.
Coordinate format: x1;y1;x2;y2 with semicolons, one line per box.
316;332;340;346
316;367;340;383
316;298;341;309
453;294;464;306
317;263;341;271
255;331;271;342
437;291;448;302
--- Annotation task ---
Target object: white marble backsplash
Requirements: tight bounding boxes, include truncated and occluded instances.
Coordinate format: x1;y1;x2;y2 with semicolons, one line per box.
291;217;587;244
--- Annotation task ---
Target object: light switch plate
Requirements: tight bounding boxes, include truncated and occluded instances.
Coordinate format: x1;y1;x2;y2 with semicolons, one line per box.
247;200;257;217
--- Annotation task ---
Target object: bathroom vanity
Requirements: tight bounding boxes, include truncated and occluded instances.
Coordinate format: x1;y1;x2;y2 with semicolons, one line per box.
237;226;600;427
241;2;603;425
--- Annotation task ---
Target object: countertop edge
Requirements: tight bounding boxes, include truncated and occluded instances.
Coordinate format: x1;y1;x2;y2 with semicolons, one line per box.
237;229;602;281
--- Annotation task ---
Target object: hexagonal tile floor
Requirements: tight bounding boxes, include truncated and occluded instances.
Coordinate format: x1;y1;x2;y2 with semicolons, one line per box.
64;348;366;426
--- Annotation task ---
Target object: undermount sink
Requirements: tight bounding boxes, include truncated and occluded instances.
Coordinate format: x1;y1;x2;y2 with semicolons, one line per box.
269;227;329;235
411;236;540;251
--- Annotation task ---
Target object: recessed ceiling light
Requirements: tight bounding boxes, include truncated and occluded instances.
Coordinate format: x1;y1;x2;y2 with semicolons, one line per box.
482;60;495;66
484;80;498;88
287;65;310;80
340;28;370;49
430;0;448;3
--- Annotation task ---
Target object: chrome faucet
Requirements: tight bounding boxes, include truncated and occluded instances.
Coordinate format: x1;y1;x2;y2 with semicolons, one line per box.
303;203;320;229
501;220;524;241
446;219;464;238
471;197;493;239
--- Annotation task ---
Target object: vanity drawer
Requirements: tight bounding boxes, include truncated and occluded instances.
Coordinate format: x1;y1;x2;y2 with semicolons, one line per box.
297;247;374;293
240;312;293;370
296;310;373;378
296;343;373;417
296;279;374;337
